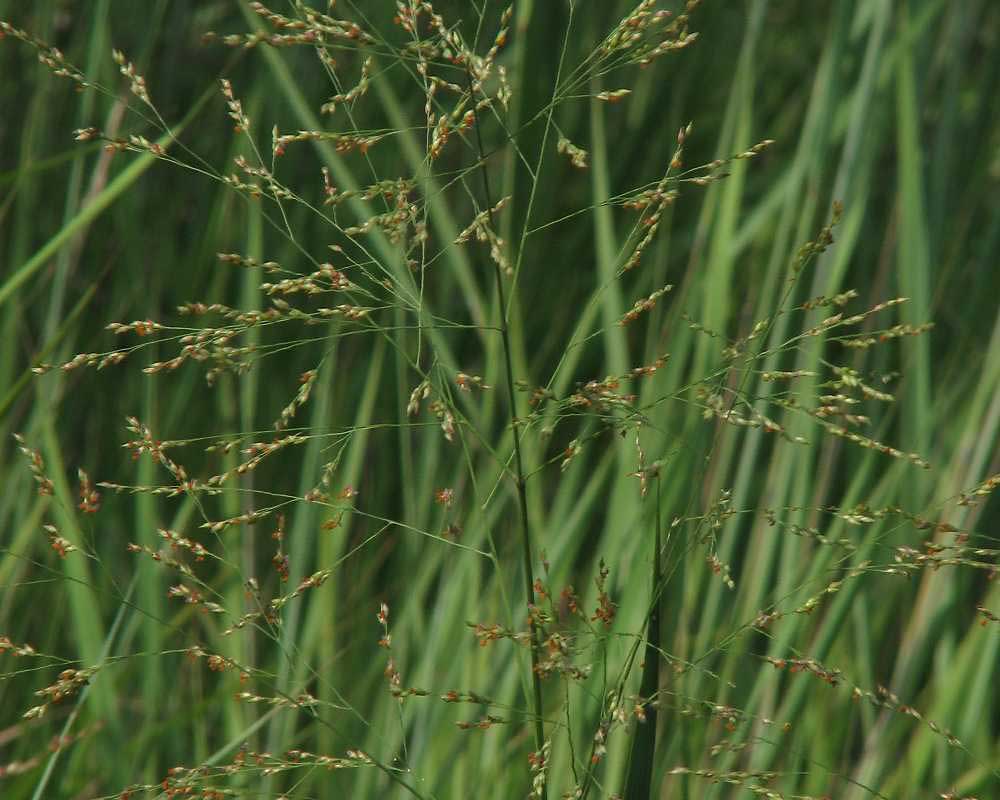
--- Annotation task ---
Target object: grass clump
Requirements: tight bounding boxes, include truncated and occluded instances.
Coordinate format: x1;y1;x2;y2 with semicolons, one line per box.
1;2;998;799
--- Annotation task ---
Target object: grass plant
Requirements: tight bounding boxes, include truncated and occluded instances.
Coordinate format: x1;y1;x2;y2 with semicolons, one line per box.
1;2;998;798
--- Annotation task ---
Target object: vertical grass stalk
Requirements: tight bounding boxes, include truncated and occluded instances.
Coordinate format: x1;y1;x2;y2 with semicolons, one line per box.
466;70;548;787
624;474;663;799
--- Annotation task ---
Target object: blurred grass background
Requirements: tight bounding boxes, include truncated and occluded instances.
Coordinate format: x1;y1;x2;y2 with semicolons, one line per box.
1;1;998;798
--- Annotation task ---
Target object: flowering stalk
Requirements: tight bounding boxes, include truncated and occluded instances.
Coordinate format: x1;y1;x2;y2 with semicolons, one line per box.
466;68;548;790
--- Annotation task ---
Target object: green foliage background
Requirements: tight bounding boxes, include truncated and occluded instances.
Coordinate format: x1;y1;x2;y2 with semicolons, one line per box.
1;1;998;798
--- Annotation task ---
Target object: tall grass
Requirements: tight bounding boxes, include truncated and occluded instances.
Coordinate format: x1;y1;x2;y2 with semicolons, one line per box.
1;2;998;798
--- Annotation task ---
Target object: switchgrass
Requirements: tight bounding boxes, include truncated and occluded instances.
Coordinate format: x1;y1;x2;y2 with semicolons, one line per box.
1;2;998;799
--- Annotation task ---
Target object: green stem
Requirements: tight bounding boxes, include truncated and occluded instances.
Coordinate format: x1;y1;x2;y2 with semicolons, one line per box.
624;474;663;799
466;69;548;796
